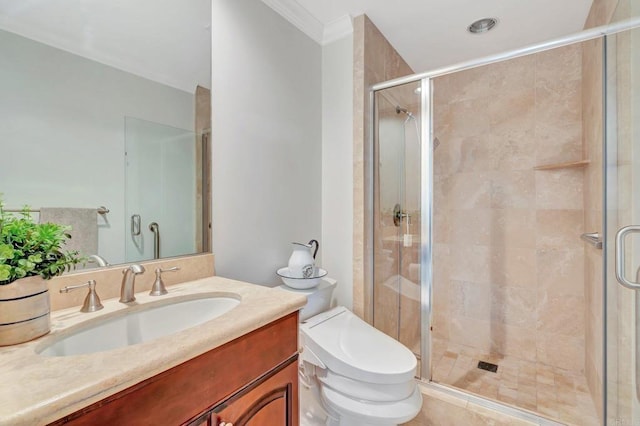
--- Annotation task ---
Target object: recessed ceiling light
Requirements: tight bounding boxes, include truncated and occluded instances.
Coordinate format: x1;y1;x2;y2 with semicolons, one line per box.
468;18;498;34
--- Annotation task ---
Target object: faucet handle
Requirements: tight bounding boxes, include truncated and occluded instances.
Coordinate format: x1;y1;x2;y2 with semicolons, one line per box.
150;267;180;296
60;280;104;313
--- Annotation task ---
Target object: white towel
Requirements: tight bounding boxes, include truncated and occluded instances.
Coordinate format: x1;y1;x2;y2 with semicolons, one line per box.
39;208;98;257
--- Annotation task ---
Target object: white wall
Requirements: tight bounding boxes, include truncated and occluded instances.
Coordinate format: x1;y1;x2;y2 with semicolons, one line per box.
0;29;194;264
321;36;354;308
211;0;323;286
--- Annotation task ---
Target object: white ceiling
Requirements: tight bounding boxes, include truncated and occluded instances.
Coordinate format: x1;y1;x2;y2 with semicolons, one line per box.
0;0;211;93
0;0;594;92
263;0;595;74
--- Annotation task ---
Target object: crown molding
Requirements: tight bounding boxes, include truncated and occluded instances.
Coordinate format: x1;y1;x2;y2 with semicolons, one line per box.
322;15;353;45
261;0;324;43
261;0;352;45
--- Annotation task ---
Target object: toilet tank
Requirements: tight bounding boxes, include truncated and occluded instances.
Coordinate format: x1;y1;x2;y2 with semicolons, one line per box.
278;277;336;321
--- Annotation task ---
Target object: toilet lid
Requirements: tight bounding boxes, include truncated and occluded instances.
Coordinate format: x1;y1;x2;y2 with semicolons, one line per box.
300;306;417;385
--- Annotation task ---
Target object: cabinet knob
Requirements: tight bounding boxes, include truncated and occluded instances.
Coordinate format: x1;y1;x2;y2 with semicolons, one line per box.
220;423;233;426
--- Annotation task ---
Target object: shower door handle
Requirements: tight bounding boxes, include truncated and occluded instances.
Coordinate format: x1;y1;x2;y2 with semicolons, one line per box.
615;225;640;290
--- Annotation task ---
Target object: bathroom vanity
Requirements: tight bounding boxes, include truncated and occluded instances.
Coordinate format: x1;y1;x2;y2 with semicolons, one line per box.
0;276;306;426
50;313;299;425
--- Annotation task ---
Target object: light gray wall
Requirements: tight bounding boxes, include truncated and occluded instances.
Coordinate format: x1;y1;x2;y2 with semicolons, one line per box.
321;36;354;308
0;29;194;265
211;0;322;286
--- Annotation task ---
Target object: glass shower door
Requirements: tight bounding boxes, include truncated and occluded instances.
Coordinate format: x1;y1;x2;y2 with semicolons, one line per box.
373;81;422;364
606;24;640;425
124;117;198;262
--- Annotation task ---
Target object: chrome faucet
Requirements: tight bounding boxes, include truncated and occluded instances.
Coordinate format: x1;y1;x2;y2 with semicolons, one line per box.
88;254;110;267
120;264;145;303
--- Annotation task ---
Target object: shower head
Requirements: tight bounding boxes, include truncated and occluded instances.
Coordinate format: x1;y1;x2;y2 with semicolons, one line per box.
396;105;415;121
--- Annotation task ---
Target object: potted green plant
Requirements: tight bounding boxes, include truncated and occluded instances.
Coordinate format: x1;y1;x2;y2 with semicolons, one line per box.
0;199;84;345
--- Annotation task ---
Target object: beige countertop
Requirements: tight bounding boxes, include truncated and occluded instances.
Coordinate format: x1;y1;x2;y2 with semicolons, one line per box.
0;276;306;426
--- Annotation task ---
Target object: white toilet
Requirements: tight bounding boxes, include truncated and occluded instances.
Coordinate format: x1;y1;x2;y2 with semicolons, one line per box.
278;278;422;426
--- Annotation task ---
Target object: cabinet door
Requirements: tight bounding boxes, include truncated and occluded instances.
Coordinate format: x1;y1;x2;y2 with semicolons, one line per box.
187;412;215;426
215;360;299;426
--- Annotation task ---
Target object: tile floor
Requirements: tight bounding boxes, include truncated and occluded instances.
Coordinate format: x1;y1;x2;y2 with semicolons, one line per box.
430;338;600;426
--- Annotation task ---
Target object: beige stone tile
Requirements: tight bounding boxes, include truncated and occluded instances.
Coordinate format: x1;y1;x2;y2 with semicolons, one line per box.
488;130;537;171
489;54;537;94
537;332;584;371
535;43;582;87
535;122;583;166
448;317;492;353
489;170;536;209
403;389;535;426
536;209;584;249
490;323;537;361
447;135;494;174
449;209;492;246
440;64;496;103
432;357;456;383
433;210;451;243
537;294;585;337
433;174;452;209
535;78;582;129
448;98;491;138
449;280;491;321
489;89;536;138
490;285;537;328
49;253;215;310
449;244;491;283
490;247;537;287
449;172;492;209
537;247;584;297
535;168;584;210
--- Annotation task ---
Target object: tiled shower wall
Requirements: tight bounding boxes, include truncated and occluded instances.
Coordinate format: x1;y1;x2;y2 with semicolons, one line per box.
432;44;586;373
352;15;414;321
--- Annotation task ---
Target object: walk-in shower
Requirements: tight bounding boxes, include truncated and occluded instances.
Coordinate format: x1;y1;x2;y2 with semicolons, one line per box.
369;15;640;426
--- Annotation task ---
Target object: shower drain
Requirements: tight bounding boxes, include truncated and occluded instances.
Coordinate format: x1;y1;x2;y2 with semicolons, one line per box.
477;361;498;373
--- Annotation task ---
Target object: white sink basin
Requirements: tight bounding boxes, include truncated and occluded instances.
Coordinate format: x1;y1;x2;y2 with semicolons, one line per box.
38;295;240;357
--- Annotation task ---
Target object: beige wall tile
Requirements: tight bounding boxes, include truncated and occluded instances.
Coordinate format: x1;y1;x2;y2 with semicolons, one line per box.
535;169;584;210
489;247;537;288
535;122;583;165
537;248;585;297
490;171;536;209
536;209;584;249
537;332;585;371
353;14;413;322
431;44;587;377
537;294;586;336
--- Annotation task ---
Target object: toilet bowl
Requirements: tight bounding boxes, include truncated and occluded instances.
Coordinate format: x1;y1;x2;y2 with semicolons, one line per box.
278;278;422;426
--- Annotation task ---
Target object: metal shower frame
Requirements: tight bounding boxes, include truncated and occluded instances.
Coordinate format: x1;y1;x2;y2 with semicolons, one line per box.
367;14;640;420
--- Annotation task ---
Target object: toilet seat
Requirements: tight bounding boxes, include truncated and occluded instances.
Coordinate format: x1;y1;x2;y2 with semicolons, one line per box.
316;368;416;402
321;384;422;425
300;307;417;385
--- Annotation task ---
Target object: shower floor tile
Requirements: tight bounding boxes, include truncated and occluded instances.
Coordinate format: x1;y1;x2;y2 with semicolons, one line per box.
430;339;599;426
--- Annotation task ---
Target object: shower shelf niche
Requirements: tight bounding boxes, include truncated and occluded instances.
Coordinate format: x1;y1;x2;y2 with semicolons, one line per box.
533;159;590;170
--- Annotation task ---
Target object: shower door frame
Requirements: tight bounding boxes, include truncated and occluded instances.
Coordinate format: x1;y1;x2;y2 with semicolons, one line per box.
368;14;640;420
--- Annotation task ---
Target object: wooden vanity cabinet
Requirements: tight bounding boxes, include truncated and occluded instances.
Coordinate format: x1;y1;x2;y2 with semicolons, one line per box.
50;312;299;426
188;359;298;426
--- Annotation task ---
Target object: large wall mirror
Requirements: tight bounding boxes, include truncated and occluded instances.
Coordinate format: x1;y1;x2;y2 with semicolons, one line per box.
0;0;212;267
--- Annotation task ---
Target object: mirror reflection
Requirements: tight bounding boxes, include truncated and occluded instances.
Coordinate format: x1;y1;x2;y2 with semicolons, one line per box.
0;1;211;266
